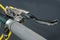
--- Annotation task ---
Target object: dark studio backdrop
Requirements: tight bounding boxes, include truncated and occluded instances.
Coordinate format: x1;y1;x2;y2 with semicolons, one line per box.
0;0;60;40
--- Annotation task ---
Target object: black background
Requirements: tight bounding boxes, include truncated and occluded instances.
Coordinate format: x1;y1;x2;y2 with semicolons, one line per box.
0;0;60;40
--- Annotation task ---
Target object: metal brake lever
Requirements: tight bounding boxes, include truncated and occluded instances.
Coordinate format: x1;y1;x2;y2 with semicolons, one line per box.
28;14;58;26
5;6;58;26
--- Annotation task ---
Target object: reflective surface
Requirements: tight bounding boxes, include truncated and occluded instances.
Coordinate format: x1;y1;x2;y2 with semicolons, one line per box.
0;0;60;40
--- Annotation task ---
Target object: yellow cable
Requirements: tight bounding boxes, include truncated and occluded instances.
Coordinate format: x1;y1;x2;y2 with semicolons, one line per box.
5;31;12;40
0;34;4;40
0;4;6;12
0;4;12;40
9;6;14;9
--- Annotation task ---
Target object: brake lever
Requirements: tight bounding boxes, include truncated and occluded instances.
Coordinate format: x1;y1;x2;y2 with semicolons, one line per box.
5;6;58;26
